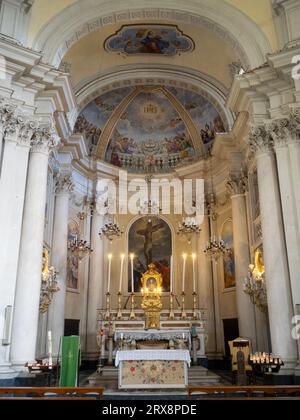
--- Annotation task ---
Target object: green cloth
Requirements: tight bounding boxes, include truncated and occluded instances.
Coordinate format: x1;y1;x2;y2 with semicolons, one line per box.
59;336;81;387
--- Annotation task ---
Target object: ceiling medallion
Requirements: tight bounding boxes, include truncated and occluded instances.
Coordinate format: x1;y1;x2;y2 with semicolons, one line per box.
105;24;194;57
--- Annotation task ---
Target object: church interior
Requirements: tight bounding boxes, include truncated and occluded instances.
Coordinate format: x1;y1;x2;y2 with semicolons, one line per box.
0;0;300;402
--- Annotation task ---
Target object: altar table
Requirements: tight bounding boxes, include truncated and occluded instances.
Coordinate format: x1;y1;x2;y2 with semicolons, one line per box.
115;350;191;389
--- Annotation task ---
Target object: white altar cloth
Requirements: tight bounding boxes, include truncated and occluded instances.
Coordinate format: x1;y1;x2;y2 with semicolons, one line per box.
115;350;191;367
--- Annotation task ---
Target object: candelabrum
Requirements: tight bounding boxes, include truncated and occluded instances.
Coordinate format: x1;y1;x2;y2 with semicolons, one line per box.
204;237;228;261
117;292;123;320
40;249;60;314
68;239;93;261
130;293;136;320
192;292;199;320
99;216;124;243
181;292;187;320
169;292;175;320
177;217;201;244
244;270;268;314
105;293;111;320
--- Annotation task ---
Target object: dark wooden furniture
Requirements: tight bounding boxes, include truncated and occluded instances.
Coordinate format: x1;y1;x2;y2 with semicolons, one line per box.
0;387;105;400
187;386;300;399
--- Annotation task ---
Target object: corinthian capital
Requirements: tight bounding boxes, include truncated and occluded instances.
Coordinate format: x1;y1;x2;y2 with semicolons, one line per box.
5;114;37;147
248;125;273;154
265;119;289;148
0;99;17;132
55;171;74;195
31;125;61;154
226;172;248;196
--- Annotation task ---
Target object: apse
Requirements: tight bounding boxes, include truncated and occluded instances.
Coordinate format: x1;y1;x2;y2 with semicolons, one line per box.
75;85;226;173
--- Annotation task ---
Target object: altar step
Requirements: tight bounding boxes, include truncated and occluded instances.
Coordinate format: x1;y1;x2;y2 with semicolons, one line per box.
188;366;222;386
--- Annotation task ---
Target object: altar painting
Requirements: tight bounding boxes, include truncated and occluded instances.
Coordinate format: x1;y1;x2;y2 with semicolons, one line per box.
222;220;236;289
67;221;79;290
128;217;172;293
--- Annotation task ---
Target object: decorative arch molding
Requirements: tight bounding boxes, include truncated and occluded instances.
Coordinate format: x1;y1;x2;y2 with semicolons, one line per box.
33;0;272;69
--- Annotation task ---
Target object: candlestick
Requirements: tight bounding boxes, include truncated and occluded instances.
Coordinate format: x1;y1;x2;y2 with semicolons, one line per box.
117;292;122;320
107;254;112;294
130;253;134;293
105;292;111;320
119;254;125;293
130;293;136;320
192;291;199;320
169;292;175;320
192;253;196;293
182;254;187;293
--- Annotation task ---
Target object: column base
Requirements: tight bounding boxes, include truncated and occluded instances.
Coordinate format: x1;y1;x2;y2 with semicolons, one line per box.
275;358;298;377
0;363;16;377
11;360;36;372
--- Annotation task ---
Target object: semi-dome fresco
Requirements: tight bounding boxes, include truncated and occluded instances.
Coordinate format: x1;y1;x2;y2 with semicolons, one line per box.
74;86;226;173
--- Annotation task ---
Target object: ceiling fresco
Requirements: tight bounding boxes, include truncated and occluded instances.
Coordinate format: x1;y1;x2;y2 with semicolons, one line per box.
74;86;226;173
105;25;194;56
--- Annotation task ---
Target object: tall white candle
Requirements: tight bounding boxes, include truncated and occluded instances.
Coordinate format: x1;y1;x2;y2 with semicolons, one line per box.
182;254;187;293
48;330;53;367
170;255;174;293
119;254;125;293
107;254;112;293
192;254;197;293
130;254;134;293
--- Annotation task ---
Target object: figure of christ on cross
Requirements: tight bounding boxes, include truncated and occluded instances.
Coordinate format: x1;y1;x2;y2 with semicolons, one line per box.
137;219;165;266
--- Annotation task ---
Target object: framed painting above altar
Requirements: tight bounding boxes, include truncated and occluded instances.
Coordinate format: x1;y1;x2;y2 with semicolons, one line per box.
128;217;172;293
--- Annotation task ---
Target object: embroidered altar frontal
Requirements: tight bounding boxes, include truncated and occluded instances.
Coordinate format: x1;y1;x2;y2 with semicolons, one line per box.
116;350;190;389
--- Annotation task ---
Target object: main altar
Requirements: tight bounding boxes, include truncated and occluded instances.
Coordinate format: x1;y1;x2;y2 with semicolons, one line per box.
96;265;206;389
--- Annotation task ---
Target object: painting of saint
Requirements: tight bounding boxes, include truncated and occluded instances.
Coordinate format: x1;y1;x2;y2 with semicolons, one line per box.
222;220;236;289
128;217;172;293
67;221;79;290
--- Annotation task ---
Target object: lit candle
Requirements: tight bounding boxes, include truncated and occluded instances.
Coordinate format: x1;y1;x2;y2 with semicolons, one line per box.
182;254;187;293
170;255;174;293
107;254;112;293
130;254;134;293
119;254;125;293
192;254;197;293
48;331;53;367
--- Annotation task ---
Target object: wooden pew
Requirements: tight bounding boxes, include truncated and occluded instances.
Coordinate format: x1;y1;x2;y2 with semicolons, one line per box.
187;386;300;399
0;387;105;400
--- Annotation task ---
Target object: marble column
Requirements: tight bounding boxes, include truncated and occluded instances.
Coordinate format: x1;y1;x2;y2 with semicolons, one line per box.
10;127;59;368
269;119;300;311
207;194;224;358
48;171;73;357
0;101;14;172
250;125;298;373
287;110;300;234
198;214;216;357
0;114;35;374
227;174;257;348
86;204;104;361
